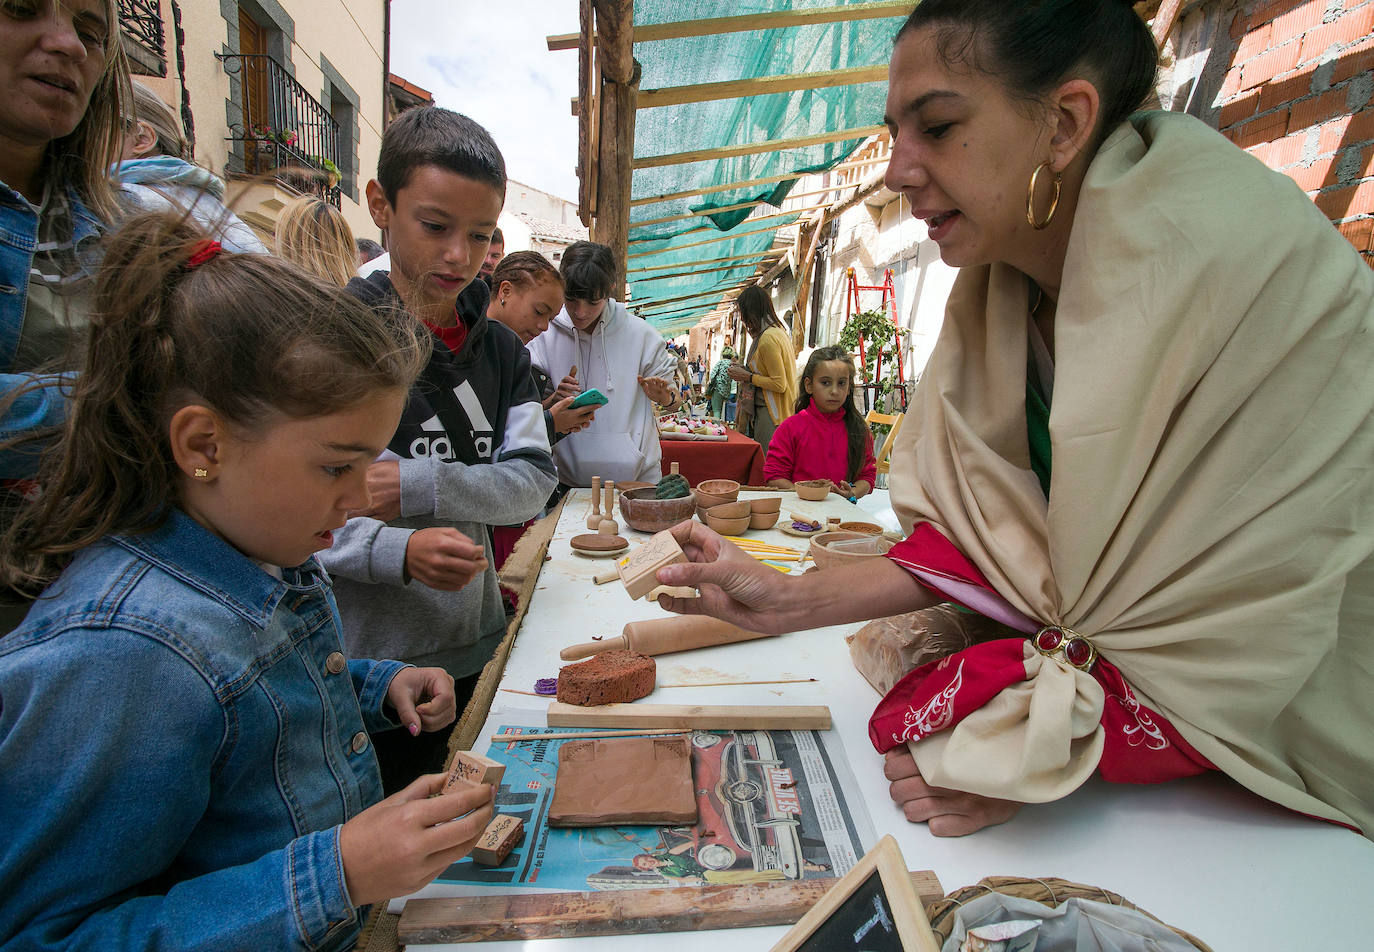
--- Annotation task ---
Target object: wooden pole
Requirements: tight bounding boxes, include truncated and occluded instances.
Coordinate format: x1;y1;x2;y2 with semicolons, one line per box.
576;0;593;227
591;0;637;300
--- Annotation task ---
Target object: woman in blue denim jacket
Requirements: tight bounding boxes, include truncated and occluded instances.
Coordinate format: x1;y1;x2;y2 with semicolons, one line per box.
1;0;131;466
0;212;495;951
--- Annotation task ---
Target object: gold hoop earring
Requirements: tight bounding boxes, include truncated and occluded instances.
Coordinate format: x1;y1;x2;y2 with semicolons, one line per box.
194;468;209;478
1026;161;1061;230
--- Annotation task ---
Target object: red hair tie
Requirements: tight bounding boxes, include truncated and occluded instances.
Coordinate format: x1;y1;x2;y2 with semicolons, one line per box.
186;239;222;269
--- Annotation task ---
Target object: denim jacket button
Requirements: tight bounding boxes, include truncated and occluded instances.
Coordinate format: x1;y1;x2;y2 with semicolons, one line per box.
326;651;346;675
350;732;369;754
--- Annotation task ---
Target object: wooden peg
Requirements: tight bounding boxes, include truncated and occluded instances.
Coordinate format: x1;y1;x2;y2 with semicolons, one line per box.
598;518;620;534
670;462;680;476
587;475;603;529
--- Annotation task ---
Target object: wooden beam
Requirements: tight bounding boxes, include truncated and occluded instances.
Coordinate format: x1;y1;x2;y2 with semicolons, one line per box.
575;0;593;225
628;151;889;207
633;198;767;229
628;208;816;244
633;257;782;284
634;199;829;230
634;124;887;170
635;282;751;310
590;0;637;299
626;219;804;258
1151;0;1184;44
627;249;780;274
637;65;887;110
547;3;913;50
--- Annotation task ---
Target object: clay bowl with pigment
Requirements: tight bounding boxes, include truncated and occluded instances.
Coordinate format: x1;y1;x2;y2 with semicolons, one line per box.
795;480;832;502
704;511;752;535
808;530;895;570
748;495;783;514
836;521;883;536
619;487;697;533
694;479;741;507
749;510;780;530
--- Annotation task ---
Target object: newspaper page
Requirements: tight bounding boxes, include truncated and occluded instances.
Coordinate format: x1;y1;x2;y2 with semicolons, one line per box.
434;727;875;893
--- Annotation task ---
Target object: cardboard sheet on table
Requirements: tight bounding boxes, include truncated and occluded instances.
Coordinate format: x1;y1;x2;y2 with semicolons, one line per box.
549;736;697;826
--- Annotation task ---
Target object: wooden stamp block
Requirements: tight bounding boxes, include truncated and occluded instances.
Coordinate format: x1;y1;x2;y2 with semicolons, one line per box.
444;749;505;793
616;529;687;600
470;814;525;866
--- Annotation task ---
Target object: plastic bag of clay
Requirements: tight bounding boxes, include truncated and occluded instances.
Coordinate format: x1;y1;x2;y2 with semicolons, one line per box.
939;892;1202;952
846;603;1021;695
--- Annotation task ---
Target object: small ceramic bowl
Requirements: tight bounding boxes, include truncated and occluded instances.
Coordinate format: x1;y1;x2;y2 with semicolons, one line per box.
795;480;831;502
704;512;751;535
808;530;895;570
748;495;782;514
695;479;741;506
749;510;780;530
704;500;750;520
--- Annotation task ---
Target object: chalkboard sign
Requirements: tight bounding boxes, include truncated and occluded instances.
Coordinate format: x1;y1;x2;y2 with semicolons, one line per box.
770;835;940;952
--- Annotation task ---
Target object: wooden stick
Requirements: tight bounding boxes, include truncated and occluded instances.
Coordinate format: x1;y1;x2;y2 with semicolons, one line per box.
659;677;816;688
547;702;831;730
746;552;802;562
499;688;551;697
490;728;693;743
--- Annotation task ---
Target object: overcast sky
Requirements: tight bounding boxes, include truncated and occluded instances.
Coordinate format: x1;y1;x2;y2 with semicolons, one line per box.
389;1;583;202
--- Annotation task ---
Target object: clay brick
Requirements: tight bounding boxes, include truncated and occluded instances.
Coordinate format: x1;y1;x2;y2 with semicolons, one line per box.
1230;11;1249;39
1249;0;1301;28
1348;106;1374;144
1337;215;1374;252
1361;250;1374;270
1289;87;1349;131
1272;1;1328;47
1231;107;1292;148
1221;67;1245;100
1285;158;1333;190
1305;6;1374;62
1236;21;1274;62
1258;70;1314;113
1331;35;1374;84
1246;141;1274;164
1220;90;1262;128
1320;115;1355;153
1315;179;1374;218
1269;131;1309;167
1242;42;1303;89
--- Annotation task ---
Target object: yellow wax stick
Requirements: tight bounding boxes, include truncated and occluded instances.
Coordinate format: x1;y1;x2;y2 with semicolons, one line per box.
747;552;802;562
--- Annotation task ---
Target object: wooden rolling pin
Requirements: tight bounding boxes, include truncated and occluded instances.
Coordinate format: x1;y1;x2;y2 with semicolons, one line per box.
559;615;777;660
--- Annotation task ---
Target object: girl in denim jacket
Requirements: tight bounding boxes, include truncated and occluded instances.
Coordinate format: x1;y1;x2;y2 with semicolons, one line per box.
0;211;495;951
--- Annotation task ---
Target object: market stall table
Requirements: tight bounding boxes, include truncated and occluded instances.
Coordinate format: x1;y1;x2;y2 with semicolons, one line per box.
658;429;765;486
394;488;1374;950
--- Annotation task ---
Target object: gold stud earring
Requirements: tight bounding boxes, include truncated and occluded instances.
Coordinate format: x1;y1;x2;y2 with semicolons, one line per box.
194;468;209;478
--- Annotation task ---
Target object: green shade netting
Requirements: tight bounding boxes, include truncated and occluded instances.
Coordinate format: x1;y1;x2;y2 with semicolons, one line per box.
625;0;906;330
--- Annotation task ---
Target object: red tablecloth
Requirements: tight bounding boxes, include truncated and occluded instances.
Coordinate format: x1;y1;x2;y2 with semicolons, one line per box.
659;429;765;486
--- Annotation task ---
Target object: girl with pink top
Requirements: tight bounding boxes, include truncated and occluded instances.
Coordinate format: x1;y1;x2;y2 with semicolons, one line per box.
764;346;876;500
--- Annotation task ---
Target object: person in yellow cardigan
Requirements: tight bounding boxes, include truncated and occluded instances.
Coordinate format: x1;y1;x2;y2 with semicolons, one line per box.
727;285;797;454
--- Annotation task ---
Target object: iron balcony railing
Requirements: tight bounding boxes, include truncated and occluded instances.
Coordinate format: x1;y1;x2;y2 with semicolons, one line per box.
117;0;165;77
216;53;343;207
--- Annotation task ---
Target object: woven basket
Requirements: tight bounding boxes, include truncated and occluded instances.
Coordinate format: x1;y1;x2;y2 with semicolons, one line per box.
925;876;1213;951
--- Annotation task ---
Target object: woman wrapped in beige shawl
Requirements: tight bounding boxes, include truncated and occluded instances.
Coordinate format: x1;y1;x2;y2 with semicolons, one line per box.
656;0;1374;839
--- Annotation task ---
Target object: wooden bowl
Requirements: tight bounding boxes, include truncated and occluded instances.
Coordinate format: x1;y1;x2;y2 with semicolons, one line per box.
704;512;751;535
808;530;894;570
704;500;750;520
618;487;696;533
695;479;740;506
748;496;782;514
749;510;780;530
795;480;831;502
837;521;882;535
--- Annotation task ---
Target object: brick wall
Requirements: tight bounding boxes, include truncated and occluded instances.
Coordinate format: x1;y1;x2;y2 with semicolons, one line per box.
1209;0;1374;266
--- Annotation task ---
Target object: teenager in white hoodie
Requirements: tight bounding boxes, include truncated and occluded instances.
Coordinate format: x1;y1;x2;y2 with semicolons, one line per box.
527;242;682;486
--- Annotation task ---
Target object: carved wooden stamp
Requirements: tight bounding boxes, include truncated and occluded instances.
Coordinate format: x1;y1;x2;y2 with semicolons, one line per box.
470;814;525;866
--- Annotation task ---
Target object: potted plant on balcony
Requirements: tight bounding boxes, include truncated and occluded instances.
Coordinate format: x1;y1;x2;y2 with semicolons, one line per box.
308;156;341;188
